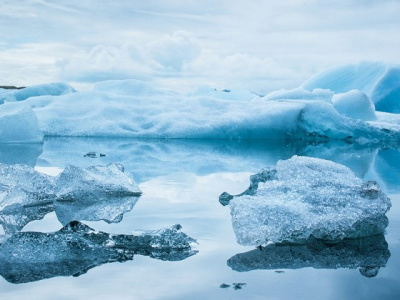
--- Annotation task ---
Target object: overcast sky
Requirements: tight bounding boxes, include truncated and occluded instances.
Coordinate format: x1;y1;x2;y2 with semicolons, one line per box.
1;0;400;93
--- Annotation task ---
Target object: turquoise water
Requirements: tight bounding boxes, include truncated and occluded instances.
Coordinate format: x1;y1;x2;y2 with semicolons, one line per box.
0;138;399;300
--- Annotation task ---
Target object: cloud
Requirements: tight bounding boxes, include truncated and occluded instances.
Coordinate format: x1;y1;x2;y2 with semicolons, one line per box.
1;1;400;92
56;31;297;93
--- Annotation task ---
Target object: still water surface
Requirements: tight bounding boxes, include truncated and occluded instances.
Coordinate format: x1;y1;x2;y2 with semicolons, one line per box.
0;138;399;299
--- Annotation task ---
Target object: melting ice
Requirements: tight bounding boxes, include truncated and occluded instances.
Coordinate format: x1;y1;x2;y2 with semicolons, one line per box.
221;156;391;245
0;163;142;233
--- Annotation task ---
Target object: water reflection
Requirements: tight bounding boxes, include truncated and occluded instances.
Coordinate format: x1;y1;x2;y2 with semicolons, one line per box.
2;138;400;192
228;235;390;277
0;221;197;284
0;143;42;167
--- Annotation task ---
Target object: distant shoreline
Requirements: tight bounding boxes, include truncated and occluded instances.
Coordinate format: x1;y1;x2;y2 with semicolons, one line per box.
0;86;25;90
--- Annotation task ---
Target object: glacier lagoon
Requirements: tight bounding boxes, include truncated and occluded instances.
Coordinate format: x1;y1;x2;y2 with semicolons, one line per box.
1;62;400;299
0;137;399;300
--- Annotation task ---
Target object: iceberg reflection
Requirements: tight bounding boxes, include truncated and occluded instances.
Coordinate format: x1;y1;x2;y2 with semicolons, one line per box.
228;234;390;277
0;163;141;233
0;221;197;284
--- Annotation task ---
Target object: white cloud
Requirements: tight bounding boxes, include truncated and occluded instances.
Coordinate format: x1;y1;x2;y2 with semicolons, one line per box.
55;31;298;93
1;0;400;92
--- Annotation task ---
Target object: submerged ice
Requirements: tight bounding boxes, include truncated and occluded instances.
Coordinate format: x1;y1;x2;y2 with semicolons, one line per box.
221;156;391;245
0;221;197;284
0;163;142;233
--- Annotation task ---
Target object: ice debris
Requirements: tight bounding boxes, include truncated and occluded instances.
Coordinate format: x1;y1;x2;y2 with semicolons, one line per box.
228;234;390;277
221;156;391;245
0;163;142;233
0;221;197;284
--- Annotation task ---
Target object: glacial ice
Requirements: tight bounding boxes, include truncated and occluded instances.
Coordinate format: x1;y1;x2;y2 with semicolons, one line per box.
0;221;197;284
228;234;390;277
301;62;400;113
0;63;399;142
0;163;142;233
0;104;43;143
0;82;75;104
332;90;377;121
54;163;142;201
222;156;391;245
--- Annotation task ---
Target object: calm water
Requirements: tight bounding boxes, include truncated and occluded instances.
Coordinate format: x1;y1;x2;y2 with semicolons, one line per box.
0;138;399;300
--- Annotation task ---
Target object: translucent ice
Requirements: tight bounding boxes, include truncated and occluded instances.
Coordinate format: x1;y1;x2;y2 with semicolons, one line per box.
54;163;142;201
228;234;390;277
222;156;391;245
0;221;197;284
0;163;142;232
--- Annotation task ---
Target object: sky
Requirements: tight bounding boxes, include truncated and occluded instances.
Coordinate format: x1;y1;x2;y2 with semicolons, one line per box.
1;0;400;94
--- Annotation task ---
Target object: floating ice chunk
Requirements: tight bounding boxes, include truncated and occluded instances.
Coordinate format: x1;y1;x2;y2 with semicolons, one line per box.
228;234;390;277
0;221;197;284
0;82;75;104
0;104;43;143
222;156;391;245
332;90;376;121
0;163;142;232
0;163;56;209
302;62;400;113
0;163;56;233
55;163;142;201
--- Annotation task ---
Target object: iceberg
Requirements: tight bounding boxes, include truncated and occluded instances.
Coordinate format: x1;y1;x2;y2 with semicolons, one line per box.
227;234;390;277
0;221;197;284
221;156;391;245
0;82;75;104
301;62;400;113
0;163;142;233
0;104;43;143
0;71;399;142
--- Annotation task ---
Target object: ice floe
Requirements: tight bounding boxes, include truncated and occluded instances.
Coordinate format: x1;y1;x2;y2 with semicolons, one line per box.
0;163;141;233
